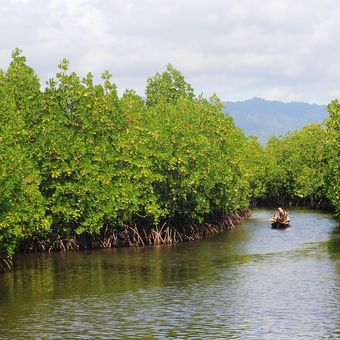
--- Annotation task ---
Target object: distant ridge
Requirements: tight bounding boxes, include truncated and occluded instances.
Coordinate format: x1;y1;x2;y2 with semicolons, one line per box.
223;97;328;143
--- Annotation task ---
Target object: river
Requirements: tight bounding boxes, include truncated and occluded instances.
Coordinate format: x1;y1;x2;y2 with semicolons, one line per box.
0;208;339;339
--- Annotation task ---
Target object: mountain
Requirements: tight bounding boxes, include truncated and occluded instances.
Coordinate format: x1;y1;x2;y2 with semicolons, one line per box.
223;97;329;143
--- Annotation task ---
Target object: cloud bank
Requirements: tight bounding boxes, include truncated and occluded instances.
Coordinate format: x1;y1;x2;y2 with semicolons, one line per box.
1;0;340;103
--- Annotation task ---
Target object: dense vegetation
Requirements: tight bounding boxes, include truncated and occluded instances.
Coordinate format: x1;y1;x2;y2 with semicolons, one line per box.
256;124;328;208
324;100;340;217
0;50;339;271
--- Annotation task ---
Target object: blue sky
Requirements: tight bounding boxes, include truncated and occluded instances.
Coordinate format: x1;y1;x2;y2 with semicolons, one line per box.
1;0;340;104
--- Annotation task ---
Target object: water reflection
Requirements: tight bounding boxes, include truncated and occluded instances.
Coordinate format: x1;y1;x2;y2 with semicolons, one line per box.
327;226;340;257
0;208;339;338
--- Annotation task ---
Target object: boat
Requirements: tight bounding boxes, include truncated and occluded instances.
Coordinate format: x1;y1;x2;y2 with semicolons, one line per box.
270;218;291;229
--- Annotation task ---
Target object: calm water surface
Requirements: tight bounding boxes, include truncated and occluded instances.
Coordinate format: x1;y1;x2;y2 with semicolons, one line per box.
0;208;339;339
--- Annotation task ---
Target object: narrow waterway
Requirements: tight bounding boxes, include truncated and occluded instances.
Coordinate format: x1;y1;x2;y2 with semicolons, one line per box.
0;208;339;339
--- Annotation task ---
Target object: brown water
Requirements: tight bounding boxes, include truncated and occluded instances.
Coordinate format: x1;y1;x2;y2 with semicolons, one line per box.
0;208;339;339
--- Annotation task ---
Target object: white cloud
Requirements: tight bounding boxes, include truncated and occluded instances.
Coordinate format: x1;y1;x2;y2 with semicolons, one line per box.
0;0;340;103
261;87;302;102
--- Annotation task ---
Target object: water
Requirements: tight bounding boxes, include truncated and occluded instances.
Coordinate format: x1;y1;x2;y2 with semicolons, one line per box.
0;208;339;339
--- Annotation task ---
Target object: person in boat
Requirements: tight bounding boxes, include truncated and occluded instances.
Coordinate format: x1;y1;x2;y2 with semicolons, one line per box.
275;207;288;223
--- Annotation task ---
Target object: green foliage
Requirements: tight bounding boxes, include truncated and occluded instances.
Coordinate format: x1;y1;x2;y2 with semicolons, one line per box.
118;71;249;226
37;61;125;235
5;48;43;136
130;95;248;225
0;69;49;258
145;64;194;106
324;100;340;217
261;125;326;206
239;136;269;200
241;104;339;213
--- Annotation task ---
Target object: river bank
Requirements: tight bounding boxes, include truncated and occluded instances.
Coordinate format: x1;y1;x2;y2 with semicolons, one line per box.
1;209;250;273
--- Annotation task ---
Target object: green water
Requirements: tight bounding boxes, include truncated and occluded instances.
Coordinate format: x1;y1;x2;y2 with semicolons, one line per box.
0;208;339;339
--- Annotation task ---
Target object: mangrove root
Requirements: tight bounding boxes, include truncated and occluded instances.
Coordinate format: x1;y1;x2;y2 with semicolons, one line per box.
16;209;251;257
0;256;13;273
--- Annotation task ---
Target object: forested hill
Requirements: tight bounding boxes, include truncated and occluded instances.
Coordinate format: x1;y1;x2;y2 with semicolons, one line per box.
223;97;328;143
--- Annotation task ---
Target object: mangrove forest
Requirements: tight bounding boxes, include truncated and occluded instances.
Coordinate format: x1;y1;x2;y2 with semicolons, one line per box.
0;49;339;272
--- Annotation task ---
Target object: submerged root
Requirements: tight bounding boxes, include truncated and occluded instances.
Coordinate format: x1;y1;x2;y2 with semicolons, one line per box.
110;209;250;247
99;232;118;248
0;256;13;273
19;235;48;253
48;235;79;252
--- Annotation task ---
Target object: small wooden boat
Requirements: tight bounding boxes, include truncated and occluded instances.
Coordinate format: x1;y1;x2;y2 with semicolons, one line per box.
270;218;291;229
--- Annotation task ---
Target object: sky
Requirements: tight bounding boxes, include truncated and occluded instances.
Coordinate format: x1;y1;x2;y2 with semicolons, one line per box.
1;0;340;104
